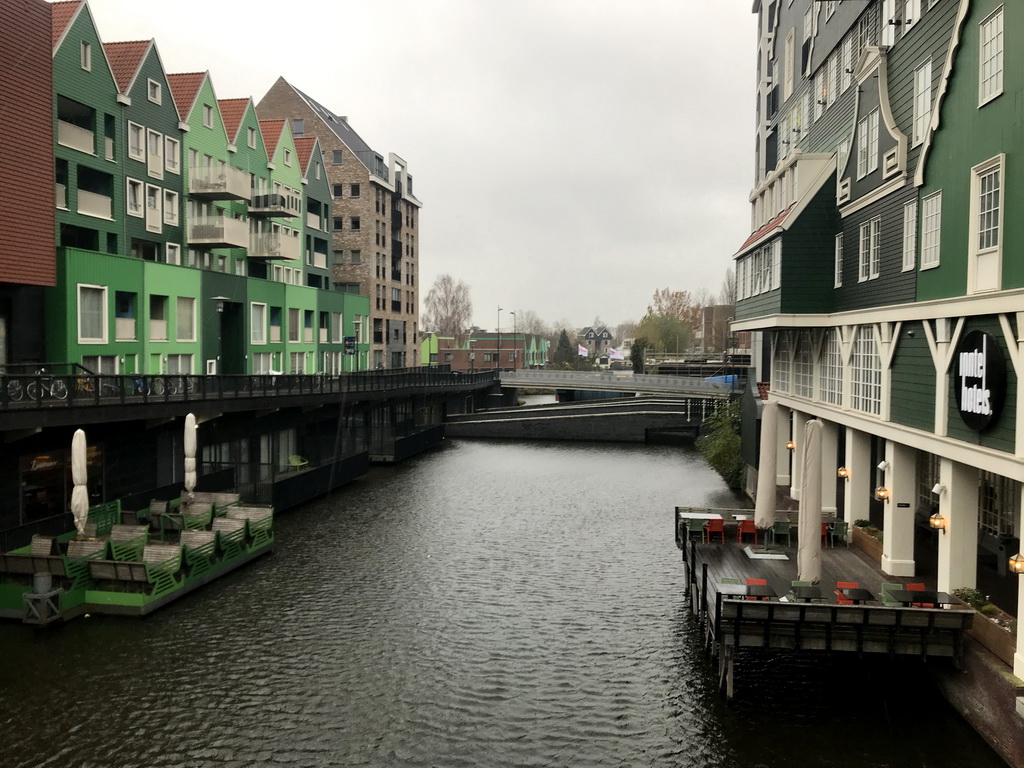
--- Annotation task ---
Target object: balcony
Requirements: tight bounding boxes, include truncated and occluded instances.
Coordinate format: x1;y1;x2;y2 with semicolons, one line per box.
306;212;321;230
249;192;301;218
115;317;137;341
248;232;301;261
57;120;94;154
188;216;249;248
149;318;167;342
188;164;251;201
77;189;112;220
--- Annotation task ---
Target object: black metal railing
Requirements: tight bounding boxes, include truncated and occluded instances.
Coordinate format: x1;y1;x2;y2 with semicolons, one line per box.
0;367;498;410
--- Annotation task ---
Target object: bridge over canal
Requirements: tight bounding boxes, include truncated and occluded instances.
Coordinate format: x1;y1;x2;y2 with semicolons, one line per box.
497;369;743;397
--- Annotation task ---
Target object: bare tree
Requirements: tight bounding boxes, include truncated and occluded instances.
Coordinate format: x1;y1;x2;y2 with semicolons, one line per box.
514;309;549;337
718;267;737;305
422;274;472;338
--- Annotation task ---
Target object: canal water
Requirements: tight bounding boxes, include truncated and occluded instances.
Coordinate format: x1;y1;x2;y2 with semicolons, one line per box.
0;439;1007;767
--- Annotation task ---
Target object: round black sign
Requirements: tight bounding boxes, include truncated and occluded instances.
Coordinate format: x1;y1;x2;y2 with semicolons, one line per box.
954;330;1006;431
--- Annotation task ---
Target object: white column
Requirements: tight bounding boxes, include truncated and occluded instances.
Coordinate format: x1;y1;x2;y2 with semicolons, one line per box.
843;428;871;525
881;441;916;577
819;419;839;517
790;410;807;500
937;458;979;593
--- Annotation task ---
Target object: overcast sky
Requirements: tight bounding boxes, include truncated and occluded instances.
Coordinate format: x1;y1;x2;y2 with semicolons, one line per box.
86;0;757;332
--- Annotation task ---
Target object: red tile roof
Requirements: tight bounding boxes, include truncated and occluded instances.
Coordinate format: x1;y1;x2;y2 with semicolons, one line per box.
259;119;285;159
218;98;250;144
736;206;793;254
103;40;150;93
51;1;82;50
166;72;206;120
293;136;317;175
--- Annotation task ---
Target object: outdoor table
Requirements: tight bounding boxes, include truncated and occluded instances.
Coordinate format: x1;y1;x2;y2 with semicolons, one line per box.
733;514;754;521
678;512;724;520
889;590;954;607
718;583;749;597
746;584;776;600
792;585;824;602
840;588;875;605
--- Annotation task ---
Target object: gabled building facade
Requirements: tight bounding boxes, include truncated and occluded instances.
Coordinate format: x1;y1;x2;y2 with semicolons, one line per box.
734;0;1024;704
257;78;422;370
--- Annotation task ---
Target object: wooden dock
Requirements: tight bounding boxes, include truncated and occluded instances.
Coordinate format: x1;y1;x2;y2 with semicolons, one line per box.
674;509;975;699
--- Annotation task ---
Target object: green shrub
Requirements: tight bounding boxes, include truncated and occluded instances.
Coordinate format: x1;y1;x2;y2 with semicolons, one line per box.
853;519;871;528
952;587;986;611
696;401;744;490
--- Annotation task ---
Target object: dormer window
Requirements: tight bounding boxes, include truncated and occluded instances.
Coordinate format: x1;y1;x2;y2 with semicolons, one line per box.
147;79;161;105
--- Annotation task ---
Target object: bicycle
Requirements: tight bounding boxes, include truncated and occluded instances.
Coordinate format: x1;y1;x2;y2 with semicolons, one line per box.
9;369;69;401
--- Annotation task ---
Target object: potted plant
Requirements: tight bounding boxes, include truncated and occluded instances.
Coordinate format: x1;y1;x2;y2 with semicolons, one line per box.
851;519;883;562
953;587;1016;666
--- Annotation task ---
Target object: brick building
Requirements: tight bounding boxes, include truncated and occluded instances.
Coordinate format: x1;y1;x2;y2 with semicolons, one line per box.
257;78;422;369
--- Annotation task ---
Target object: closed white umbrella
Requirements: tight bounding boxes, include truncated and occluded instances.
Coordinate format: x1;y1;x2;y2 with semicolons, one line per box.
753;400;778;533
70;429;89;536
184;413;197;500
797;419;823;583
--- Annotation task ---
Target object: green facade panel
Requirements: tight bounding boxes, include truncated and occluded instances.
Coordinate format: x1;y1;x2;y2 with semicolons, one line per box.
889;320;935;431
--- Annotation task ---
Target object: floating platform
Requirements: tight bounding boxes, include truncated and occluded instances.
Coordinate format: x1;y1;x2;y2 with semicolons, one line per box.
0;494;273;625
674;508;975;699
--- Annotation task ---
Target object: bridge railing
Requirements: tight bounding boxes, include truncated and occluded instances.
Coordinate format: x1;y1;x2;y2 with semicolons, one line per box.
0;368;498;411
498;369;742;395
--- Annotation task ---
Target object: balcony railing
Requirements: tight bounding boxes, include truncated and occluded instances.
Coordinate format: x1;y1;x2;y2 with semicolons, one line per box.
320;328;329;343
115;317;136;342
188;165;251;201
149;319;167;342
248;192;300;217
77;189;112;219
304;329;314;343
188;216;249;248
270;326;281;343
57;120;94;154
306;212;321;230
55;183;67;209
249;232;300;261
312;251;328;269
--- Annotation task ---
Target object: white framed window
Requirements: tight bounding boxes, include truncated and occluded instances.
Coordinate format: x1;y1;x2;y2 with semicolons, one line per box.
826;1;837;20
251;303;267;344
203;104;213;128
841;36;854;92
145;184;161;233
794;332;813;398
166;243;181;265
882;0;896;46
920;191;942;268
247;127;256;148
175;297;196;341
332;313;343;343
913;60;932;145
288;307;300;342
289;352;306;374
869;217;881;279
826;54;838;108
902;200;918;272
164;137;180;173
814;71;824;121
147;78;162;104
78;284;107;343
164;190;179;225
857;109;880;178
773;332;792;393
819;330;842;406
979;471;1019;537
851;326;881;416
784;30;795;101
284;149;292;166
126;178;143;217
979;7;1004;107
970;155;1004;293
128;122;145;161
904;0;921;31
858;218;880;282
81;41;91;71
834;233;844;288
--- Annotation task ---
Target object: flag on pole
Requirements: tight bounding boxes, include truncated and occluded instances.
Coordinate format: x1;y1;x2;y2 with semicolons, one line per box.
577;344;588;357
608;348;624;360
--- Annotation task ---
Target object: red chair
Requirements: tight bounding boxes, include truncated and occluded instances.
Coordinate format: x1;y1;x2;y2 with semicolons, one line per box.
821;522;830;548
737;519;758;545
835;581;858;605
907;582;934;608
704;518;726;544
745;577;768;601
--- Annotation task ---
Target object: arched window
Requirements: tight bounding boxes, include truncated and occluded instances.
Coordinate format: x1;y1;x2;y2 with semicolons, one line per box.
850;326;881;414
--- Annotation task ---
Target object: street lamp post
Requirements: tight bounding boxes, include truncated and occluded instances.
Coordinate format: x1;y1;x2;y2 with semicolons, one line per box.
510;311;517;371
497;306;502;372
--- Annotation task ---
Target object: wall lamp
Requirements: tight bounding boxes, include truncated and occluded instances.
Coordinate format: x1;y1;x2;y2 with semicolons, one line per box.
212;296;230;313
837;466;850;480
874;486;891;502
931;483;947;496
1009;553;1024;575
786;440;796;451
929;512;946;533
877;460;889;472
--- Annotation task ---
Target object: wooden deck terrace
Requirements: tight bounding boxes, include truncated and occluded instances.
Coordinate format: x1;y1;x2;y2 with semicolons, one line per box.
673;509;975;698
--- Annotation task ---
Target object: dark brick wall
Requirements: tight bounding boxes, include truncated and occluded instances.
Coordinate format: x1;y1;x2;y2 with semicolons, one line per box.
0;0;55;286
